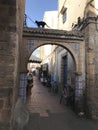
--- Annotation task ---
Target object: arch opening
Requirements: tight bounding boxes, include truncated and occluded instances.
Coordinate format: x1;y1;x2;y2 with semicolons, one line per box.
27;43;76;94
28;42;79;73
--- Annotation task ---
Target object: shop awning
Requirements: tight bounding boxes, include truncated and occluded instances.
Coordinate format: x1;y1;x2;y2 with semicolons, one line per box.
29;55;42;63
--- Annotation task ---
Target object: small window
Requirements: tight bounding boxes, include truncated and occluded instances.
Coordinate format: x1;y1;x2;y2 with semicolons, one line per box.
62;11;67;23
60;6;67;24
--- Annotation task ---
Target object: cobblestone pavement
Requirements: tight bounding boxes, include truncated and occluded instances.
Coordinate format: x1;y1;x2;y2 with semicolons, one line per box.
25;76;98;130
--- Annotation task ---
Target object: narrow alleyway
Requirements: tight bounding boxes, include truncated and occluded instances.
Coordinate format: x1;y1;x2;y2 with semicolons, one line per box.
25;76;98;130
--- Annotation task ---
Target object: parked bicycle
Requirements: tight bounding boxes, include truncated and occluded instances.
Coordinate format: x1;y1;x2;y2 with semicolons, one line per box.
60;87;67;104
60;84;74;107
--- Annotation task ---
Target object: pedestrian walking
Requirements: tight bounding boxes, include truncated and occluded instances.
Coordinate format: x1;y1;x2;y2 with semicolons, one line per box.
26;72;33;96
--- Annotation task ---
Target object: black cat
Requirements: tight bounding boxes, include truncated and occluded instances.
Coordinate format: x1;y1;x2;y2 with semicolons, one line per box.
35;20;50;28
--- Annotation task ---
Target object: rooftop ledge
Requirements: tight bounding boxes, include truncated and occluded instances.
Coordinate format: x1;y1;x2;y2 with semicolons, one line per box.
23;27;84;40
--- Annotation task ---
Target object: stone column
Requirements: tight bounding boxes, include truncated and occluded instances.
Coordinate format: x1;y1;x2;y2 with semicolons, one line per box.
74;39;85;115
75;74;85;115
84;12;98;119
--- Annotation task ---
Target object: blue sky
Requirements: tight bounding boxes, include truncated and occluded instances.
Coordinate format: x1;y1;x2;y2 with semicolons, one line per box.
25;0;58;27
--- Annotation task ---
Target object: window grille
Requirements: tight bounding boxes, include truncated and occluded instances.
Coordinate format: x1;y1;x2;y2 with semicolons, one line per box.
19;74;27;103
26;40;35;53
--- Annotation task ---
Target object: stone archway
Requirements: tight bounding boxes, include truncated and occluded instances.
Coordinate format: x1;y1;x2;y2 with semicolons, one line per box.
20;27;85;113
22;27;84;74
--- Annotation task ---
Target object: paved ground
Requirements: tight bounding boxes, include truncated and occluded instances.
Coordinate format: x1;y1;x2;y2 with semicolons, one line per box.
25;76;98;130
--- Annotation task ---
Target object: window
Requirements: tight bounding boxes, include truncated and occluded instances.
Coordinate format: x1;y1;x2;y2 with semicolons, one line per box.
60;6;67;23
62;11;67;23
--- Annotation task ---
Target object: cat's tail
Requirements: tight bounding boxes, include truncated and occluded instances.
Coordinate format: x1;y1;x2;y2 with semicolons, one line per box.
46;24;51;29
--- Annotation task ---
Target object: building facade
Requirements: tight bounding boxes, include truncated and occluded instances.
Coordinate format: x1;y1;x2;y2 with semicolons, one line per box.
43;11;58;29
58;0;98;119
58;0;87;30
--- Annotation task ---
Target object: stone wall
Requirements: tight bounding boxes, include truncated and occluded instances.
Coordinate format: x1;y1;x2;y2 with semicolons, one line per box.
0;0;25;130
84;11;98;119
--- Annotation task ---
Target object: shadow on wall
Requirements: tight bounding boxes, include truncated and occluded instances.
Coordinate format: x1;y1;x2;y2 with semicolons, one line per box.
12;98;29;130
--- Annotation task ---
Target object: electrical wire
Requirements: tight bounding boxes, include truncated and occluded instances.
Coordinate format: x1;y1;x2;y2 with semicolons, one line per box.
24;14;36;27
26;14;36;25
